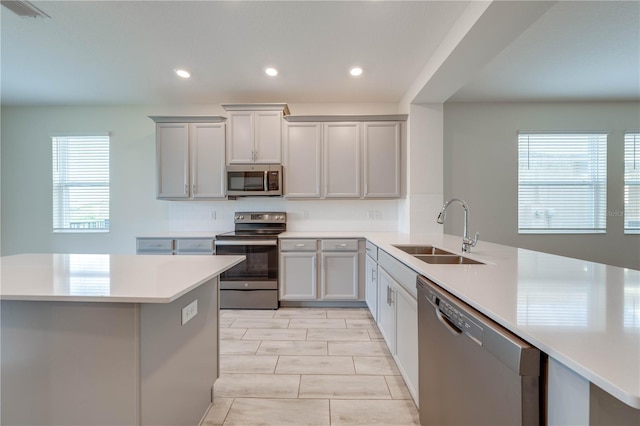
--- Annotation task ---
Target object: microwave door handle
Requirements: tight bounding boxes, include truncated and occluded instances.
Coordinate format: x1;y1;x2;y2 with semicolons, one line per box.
264;171;268;192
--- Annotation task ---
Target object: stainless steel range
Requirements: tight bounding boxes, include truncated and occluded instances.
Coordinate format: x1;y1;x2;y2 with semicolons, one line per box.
215;212;286;309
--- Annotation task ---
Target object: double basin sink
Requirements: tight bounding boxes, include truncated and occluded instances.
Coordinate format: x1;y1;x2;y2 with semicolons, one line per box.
392;245;484;265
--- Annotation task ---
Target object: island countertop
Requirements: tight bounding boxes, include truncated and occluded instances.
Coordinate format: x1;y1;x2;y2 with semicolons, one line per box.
0;253;245;303
280;231;640;409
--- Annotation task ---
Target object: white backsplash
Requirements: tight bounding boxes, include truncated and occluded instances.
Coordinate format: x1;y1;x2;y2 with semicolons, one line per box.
168;199;400;233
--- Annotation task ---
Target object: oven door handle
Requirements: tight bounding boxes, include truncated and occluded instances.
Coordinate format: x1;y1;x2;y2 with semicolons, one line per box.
215;240;277;246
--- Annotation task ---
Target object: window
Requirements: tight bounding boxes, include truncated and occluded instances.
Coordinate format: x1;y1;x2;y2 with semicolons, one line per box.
52;135;110;232
624;133;640;234
518;133;607;234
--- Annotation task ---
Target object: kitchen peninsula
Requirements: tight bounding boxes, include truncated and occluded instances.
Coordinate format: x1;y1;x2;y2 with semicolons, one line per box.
0;253;244;426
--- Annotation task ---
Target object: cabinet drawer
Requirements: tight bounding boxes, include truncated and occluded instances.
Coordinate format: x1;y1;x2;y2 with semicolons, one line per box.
280;239;317;252
175;238;214;254
379;250;418;299
365;241;378;261
136;238;174;254
320;239;359;252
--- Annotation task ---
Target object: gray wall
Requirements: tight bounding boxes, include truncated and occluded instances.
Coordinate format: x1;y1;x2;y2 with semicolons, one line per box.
443;101;640;270
0;103;401;256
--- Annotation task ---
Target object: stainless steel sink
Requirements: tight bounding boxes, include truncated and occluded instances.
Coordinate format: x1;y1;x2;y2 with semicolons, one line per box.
413;254;484;265
392;245;454;255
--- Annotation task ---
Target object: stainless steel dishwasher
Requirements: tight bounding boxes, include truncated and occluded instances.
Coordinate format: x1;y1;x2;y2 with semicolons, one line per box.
417;275;541;426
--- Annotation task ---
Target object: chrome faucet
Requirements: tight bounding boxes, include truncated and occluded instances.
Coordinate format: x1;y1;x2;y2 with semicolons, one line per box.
437;198;479;253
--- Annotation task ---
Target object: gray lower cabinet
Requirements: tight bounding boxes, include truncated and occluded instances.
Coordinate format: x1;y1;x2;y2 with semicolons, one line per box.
376;249;419;406
365;241;379;320
280;240;318;301
136;238;215;255
279;239;363;301
320;239;359;300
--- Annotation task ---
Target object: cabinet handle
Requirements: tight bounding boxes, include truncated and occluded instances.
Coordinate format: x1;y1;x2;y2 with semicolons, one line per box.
295;244;305;247
372;268;376;280
152;244;161;247
386;286;391;305
336;243;347;248
192;184;196;195
184;184;188;194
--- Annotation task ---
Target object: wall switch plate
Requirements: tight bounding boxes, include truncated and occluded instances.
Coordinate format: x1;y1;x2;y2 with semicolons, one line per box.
182;299;198;325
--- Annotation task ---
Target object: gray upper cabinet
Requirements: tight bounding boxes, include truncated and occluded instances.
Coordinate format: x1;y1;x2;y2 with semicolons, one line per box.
223;104;289;164
363;122;400;198
156;123;190;199
154;119;226;200
324;122;361;198
283;122;322;198
283;115;404;200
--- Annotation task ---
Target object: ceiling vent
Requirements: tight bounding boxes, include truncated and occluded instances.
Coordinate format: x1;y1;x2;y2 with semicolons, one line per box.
1;0;50;18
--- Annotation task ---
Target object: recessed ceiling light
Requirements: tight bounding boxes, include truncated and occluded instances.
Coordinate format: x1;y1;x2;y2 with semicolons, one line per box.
265;67;278;77
175;69;191;79
350;67;363;77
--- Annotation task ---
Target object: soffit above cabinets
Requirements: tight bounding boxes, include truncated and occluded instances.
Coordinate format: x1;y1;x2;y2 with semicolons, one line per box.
285;115;408;123
221;104;290;115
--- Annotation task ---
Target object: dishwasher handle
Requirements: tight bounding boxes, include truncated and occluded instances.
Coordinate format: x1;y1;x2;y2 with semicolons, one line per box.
435;306;462;337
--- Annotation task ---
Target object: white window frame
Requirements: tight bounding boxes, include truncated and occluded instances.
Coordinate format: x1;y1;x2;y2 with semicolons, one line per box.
624;132;640;234
52;134;110;233
518;132;607;234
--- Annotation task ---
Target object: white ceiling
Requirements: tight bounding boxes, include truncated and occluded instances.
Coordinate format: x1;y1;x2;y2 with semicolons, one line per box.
1;1;638;106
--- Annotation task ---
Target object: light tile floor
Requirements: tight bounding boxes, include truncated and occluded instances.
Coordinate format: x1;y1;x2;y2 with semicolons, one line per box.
203;307;420;426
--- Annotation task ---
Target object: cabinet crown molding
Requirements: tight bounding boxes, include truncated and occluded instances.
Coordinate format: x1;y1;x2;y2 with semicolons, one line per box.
284;114;408;122
221;103;290;115
149;116;226;123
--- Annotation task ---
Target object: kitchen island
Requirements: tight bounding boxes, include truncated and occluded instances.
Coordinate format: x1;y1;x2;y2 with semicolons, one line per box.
0;253;244;426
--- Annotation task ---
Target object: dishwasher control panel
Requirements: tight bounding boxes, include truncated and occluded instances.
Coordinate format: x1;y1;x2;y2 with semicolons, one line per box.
423;284;484;345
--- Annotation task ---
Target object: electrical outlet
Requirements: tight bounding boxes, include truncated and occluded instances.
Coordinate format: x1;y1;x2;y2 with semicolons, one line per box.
303;210;309;219
209;210;216;220
182;299;198;325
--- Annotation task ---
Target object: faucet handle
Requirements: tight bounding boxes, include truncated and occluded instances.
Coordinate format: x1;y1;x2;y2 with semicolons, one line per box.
463;232;479;252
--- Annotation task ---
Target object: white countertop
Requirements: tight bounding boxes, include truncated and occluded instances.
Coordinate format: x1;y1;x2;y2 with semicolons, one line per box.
0;253;245;303
136;232;223;239
281;231;640;409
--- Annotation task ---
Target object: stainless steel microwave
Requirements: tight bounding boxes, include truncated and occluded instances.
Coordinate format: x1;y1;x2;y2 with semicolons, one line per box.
226;164;283;197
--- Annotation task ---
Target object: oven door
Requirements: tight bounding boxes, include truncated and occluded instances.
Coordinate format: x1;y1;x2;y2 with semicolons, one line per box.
215;240;278;286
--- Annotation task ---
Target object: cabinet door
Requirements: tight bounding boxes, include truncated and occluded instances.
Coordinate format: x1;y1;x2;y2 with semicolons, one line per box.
255;111;282;163
323;122;360;198
136;238;174;255
395;283;419;403
280;252;317;300
365;255;378;320
226;111;254;164
320;252;358;300
175;238;215;255
156;123;189;199
377;268;396;353
363;122;400;198
283;122;322;198
190;123;226;199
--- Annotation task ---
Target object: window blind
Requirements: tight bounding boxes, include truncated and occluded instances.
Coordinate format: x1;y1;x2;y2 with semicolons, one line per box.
624;133;640;234
518;133;607;234
52;135;110;232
